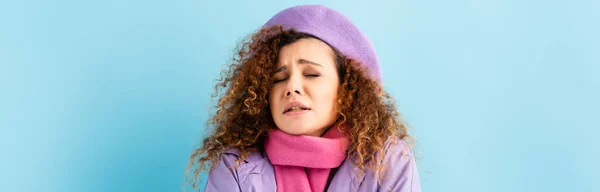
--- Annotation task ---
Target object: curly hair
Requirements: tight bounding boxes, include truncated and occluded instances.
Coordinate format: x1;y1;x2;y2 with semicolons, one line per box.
184;25;413;190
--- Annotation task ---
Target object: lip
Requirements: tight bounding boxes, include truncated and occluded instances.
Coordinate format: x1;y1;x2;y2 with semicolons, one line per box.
284;109;310;116
283;101;311;114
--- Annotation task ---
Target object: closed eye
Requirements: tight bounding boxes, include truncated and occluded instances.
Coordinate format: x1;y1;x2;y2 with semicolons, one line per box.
273;74;319;83
273;78;287;83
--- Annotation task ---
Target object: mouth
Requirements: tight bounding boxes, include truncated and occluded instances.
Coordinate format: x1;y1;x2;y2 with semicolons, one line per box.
283;102;311;114
284;106;311;114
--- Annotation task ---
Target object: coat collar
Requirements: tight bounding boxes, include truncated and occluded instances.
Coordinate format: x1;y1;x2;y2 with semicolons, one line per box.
224;148;366;191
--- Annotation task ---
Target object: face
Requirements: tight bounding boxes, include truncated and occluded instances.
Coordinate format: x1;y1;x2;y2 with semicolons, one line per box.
269;38;340;137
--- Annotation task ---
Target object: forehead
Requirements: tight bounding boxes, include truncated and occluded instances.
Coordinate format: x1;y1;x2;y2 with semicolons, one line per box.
276;38;335;66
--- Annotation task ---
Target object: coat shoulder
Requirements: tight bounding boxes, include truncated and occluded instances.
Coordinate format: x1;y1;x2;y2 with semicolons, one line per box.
382;137;415;160
375;137;421;192
205;148;271;191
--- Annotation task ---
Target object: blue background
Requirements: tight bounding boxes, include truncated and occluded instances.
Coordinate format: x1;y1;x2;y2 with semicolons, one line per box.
1;0;598;191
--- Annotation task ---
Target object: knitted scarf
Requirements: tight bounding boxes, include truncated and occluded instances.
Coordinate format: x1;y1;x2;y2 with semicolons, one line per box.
264;126;349;192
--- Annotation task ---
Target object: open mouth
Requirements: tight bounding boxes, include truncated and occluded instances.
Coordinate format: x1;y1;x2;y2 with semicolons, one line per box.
284;106;311;114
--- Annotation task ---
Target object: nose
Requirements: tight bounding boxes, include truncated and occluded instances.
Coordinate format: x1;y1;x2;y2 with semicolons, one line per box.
285;73;302;97
286;89;301;97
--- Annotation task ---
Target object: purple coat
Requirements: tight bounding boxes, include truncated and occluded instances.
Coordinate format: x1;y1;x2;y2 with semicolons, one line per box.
205;139;421;192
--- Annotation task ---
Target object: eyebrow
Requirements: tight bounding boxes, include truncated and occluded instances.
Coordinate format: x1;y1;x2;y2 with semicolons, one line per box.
298;59;323;67
275;58;323;73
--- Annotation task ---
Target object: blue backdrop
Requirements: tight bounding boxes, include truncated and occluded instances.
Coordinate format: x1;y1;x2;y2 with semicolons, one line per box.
1;0;598;191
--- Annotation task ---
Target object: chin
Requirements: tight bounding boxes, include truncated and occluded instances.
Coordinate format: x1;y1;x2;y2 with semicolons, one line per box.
279;125;315;136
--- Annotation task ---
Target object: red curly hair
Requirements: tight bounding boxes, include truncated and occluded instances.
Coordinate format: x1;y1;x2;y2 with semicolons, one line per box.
184;25;414;190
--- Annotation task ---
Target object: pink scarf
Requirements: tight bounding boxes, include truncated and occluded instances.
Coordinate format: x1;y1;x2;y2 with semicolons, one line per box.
264;126;350;192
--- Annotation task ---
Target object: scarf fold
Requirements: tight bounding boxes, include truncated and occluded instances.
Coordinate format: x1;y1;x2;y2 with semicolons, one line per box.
264;126;349;192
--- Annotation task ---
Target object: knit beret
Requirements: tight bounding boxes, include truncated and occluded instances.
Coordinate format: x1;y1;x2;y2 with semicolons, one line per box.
261;4;382;82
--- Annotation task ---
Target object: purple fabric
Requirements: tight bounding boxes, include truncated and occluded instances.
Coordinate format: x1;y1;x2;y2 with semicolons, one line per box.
261;4;382;82
204;139;421;192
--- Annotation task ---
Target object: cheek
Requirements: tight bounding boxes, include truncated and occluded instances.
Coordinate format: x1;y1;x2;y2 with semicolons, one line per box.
312;83;339;111
269;86;282;108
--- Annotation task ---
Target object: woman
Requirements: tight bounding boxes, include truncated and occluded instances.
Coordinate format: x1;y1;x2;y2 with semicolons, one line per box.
185;4;421;192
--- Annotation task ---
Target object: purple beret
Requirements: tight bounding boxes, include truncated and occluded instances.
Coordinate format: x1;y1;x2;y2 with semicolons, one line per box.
261;4;382;82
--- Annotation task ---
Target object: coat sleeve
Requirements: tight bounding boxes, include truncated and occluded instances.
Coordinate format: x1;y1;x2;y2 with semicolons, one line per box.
378;139;422;192
204;153;242;192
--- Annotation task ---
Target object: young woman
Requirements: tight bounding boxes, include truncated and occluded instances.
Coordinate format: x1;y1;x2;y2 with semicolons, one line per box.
185;4;421;192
